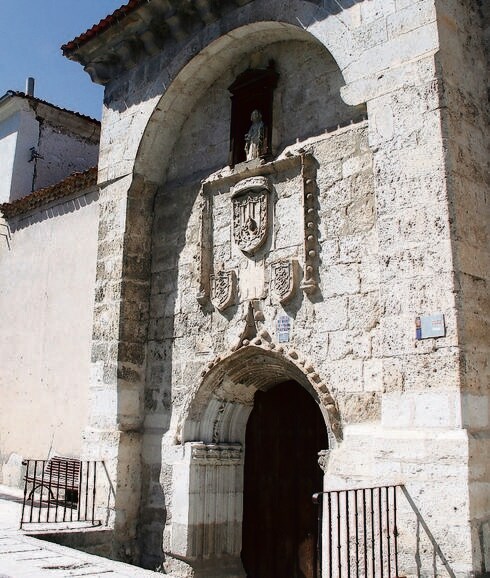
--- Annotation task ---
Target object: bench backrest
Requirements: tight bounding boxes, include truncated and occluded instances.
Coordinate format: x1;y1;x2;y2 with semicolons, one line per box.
45;457;81;484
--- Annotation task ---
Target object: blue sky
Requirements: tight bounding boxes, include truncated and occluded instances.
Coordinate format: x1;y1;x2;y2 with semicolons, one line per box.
1;1;125;120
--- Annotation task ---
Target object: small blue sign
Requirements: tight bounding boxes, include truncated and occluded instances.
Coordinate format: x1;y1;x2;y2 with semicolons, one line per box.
277;315;291;343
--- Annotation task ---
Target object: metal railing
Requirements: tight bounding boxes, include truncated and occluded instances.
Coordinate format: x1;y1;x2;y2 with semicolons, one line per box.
20;459;101;529
313;485;402;578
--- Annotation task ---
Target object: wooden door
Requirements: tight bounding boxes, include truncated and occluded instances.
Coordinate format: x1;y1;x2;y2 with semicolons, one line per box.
242;380;328;578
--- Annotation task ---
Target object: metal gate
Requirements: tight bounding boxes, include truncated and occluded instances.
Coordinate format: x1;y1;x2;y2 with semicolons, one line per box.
313;485;402;578
20;459;101;529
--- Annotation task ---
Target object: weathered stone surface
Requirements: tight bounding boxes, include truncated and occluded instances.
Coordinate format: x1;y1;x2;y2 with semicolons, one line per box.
1;0;488;575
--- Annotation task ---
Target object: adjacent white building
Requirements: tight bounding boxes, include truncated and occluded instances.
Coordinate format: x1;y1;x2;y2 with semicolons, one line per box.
0;85;99;203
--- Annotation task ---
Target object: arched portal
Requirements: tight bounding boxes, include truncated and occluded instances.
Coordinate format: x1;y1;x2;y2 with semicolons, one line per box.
125;8;357;573
169;345;340;577
242;380;328;578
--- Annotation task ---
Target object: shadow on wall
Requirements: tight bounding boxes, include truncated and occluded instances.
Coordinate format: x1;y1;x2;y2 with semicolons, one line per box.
8;190;99;233
322;0;366;11
400;487;458;578
317;485;465;578
103;0;368;113
135;180;199;570
400;485;490;577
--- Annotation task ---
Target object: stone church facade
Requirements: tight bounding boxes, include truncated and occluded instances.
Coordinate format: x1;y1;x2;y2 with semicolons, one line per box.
1;0;488;577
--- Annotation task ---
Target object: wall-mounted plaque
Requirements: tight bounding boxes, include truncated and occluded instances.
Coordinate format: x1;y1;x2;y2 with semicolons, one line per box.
415;313;445;340
277;315;292;343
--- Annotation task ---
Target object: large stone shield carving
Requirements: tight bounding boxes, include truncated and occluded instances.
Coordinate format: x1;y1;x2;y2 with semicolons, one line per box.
231;176;271;255
210;269;236;311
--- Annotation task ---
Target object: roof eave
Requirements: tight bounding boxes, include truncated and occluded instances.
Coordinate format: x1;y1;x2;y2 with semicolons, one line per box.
62;0;255;85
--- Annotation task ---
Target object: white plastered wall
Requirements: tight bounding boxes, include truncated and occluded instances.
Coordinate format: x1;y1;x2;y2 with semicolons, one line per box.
0;190;98;487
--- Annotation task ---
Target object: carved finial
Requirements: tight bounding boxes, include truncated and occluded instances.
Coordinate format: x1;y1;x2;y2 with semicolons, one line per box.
233;301;265;350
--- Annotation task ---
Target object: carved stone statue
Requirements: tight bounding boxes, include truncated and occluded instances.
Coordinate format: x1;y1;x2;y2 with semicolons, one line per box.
244;109;265;160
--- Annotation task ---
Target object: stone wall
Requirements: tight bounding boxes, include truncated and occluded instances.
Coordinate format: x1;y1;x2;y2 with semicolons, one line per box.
166;39;364;182
436;0;490;572
143;123;375;573
81;172;156;564
79;0;488;575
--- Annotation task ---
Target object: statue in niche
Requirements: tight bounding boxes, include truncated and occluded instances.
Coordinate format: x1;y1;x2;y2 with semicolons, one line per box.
244;109;265;161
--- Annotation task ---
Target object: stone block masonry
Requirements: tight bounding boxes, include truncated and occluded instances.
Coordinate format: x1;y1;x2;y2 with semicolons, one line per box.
57;0;489;575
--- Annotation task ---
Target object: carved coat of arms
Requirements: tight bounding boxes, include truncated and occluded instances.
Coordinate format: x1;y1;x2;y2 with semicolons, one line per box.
231;177;271;255
271;259;298;304
210;269;236;311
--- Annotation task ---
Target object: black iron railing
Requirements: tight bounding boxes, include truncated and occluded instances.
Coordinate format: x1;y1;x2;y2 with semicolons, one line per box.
313;485;402;578
20;459;101;529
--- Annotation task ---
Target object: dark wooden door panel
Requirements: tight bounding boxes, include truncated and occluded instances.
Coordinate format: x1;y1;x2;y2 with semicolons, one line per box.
242;381;328;578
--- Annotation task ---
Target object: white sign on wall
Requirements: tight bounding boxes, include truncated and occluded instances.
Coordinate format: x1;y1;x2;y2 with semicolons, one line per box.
277;315;292;343
415;313;445;340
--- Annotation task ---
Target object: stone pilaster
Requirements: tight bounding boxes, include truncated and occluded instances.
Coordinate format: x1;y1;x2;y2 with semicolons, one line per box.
168;442;245;578
84;172;156;564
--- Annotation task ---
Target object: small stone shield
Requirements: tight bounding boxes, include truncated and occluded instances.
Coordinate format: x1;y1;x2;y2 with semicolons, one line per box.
210;269;236;311
231;176;271;255
271;259;298;304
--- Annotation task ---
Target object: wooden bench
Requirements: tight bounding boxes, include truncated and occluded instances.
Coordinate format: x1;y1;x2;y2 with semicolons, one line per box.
23;457;81;504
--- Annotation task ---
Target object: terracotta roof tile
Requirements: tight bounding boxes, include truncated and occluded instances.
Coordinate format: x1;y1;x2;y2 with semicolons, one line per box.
0;167;98;219
62;1;146;53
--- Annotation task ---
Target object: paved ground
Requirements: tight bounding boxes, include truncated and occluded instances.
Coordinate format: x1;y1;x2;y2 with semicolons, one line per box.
0;486;163;577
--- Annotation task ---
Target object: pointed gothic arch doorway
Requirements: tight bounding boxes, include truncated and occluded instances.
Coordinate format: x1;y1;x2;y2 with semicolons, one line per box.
172;346;339;577
242;380;328;578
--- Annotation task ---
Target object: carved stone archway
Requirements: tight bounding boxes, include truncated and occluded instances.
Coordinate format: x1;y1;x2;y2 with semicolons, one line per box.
181;341;341;444
168;342;341;577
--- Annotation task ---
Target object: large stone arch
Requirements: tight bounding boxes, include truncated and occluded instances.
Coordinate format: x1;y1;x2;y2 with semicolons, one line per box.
89;2;366;565
138;18;360;562
107;11;363;448
133;7;361;185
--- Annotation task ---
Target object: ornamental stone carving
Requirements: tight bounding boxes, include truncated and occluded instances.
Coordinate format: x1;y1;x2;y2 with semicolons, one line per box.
231;176;271;255
190;442;243;465
196;186;212;305
300;154;319;295
271;259;299;304
317;449;331;473
244;110;265;161
210;269;236;311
